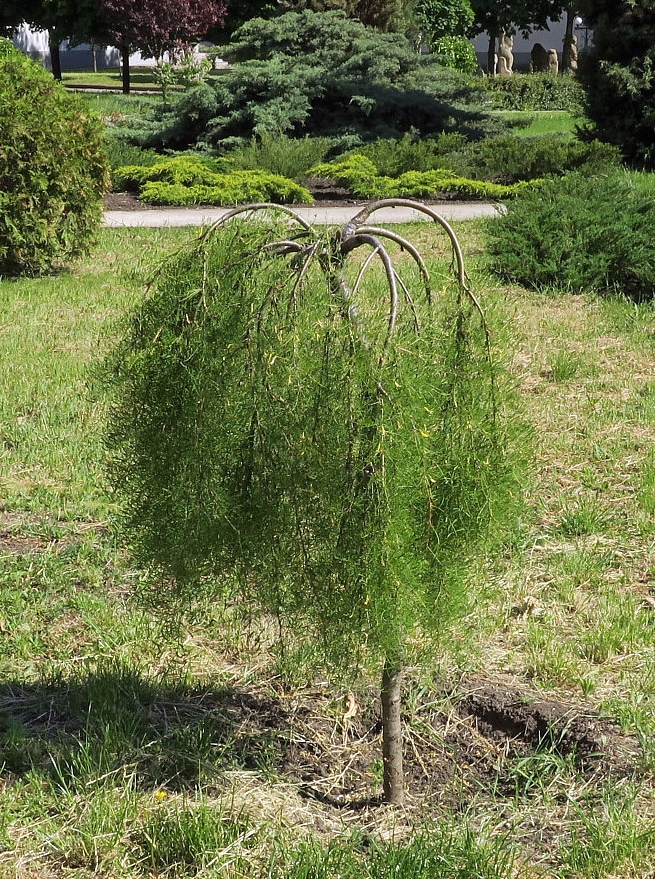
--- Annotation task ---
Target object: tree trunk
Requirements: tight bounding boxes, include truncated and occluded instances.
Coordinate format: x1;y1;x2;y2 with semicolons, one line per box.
562;6;575;73
121;45;131;94
381;657;404;805
487;34;496;75
49;33;62;81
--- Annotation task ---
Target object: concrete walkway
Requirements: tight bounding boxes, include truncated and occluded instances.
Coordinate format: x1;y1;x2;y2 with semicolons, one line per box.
104;201;503;228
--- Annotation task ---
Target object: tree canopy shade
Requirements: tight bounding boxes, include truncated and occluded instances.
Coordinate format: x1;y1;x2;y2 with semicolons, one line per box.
98;0;226;92
470;0;566;71
0;0;24;34
577;0;655;167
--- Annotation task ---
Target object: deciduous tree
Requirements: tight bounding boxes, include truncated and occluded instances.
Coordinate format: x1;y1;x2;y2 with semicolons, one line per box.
20;0;100;80
411;0;476;72
98;0;226;93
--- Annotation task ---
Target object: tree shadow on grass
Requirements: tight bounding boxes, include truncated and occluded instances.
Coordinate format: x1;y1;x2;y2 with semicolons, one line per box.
0;663;288;793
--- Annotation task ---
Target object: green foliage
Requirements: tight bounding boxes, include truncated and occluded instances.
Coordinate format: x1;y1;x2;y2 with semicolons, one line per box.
433;36;479;74
286;0;405;31
578;0;655;168
114;156;228;189
103;217;524;670
124;10;508;150
227;132;335;180
153;47;212;104
356;132;469;176
309;154;537;199
275;826;516;879
114;156;312;204
413;0;474;41
225;9;411;66
485;171;655;300
136;805;254;871
105;138;161;177
140;175;312;205
0;39;108;276
450;134;621;185
474;73;584;112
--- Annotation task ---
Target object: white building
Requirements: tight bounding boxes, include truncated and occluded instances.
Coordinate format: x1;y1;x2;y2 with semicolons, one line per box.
11;23;122;70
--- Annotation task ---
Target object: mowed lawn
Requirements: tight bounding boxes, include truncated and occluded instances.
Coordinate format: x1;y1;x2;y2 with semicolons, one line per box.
1;224;654;878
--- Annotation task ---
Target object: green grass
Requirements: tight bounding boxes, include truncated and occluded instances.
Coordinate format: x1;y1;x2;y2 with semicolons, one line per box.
79;90;158;118
1;225;655;878
63;68;229;91
494;109;582;137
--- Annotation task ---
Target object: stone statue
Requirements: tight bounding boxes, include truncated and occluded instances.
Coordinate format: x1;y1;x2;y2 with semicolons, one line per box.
497;55;512;76
531;42;559;74
568;34;579;73
498;31;514;75
548;48;559;74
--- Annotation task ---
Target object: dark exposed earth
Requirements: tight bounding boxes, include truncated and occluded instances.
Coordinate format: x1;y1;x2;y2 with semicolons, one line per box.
104;179;461;212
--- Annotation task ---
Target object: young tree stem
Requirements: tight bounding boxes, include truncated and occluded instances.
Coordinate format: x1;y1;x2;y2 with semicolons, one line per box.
381;656;404;805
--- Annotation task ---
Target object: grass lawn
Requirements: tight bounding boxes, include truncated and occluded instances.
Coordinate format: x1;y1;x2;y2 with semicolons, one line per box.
1;224;654;877
63;67;229;91
493;109;583;137
63;69;163;89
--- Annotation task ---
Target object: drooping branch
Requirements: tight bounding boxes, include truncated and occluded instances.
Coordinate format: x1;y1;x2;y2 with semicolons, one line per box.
349;224;432;302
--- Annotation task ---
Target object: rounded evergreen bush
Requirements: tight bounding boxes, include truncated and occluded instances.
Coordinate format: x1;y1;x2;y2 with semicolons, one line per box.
0;40;109;276
485;172;655;300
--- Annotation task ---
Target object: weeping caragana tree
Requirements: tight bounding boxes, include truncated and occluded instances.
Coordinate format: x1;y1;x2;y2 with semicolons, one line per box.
104;202;524;804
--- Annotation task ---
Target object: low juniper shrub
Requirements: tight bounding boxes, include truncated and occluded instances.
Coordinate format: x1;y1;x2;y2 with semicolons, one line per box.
485;171;655;300
449;135;620;185
115;156;312;204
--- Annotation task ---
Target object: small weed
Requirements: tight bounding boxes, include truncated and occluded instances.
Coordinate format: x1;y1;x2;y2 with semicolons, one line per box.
508;746;579;800
547;348;582;382
555;499;610;537
577;592;652;665
136;803;256;873
525;624;581;688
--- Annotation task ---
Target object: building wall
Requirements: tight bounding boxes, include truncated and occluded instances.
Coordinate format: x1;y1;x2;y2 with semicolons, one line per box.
12;22;140;70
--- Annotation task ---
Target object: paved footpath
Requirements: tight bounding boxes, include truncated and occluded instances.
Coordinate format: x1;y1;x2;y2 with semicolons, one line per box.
104;201;503;228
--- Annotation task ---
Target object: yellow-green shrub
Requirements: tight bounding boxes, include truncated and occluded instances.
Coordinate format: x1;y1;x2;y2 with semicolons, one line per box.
116;157;313;204
140;174;312;206
309;155;537;200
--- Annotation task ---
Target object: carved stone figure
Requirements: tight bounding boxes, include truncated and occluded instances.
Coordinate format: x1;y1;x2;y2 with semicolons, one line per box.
548;48;559;74
497;55;512;76
568;34;579;73
498;31;514;74
530;42;549;73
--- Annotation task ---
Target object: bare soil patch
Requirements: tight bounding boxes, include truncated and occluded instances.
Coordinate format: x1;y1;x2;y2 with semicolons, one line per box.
104;181;461;212
2;672;637;813
278;677;640;808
